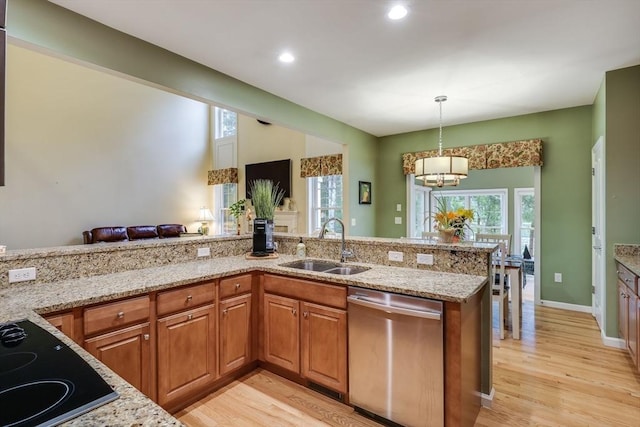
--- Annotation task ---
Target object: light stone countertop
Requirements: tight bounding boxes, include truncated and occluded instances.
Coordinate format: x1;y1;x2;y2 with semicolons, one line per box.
615;255;640;277
0;254;488;426
614;244;640;277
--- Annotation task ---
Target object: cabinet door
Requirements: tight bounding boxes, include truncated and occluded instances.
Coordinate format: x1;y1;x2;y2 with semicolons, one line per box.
628;291;638;366
619;281;629;343
219;293;253;375
157;304;217;406
263;293;299;373
301;302;347;394
84;322;151;397
45;311;79;343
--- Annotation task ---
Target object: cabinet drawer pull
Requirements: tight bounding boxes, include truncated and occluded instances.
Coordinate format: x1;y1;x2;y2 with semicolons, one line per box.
303;311;308;318
292;309;297;316
235;283;241;290
186;295;193;302
187;314;193;320
143;334;150;341
223;309;228;315
117;311;124;319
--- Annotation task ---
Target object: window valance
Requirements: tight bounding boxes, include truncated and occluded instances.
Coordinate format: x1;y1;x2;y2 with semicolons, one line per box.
300;154;343;178
207;167;238;185
402;139;543;175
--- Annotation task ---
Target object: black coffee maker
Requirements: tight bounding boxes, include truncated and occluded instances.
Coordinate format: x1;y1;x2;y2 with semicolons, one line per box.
252;219;274;256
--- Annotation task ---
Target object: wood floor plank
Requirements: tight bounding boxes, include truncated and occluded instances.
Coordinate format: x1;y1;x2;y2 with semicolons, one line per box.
177;303;640;427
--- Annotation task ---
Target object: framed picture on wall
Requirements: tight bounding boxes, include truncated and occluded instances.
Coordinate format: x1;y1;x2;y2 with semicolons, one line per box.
359;181;371;204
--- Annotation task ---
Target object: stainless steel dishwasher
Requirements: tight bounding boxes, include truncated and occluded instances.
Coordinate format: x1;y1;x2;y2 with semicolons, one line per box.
348;286;443;427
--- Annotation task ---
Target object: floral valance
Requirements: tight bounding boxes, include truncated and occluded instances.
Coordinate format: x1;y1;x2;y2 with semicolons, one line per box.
207;167;238;185
402;139;543;175
300;154;343;178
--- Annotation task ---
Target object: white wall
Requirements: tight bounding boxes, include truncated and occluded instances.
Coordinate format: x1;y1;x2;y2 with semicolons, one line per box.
0;45;211;249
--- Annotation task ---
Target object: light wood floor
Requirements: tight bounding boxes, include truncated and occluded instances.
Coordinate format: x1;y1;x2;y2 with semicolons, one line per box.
177;303;640;427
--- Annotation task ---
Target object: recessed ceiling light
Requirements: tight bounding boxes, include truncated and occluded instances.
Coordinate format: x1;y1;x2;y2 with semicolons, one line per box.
278;52;295;63
388;5;408;20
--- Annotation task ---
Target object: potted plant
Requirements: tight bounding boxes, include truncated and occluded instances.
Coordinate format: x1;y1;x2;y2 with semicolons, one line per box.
432;196;474;243
229;199;245;235
248;179;285;254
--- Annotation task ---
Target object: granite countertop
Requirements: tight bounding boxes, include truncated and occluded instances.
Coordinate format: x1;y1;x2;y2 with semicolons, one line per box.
614;244;640;277
0;254;487;426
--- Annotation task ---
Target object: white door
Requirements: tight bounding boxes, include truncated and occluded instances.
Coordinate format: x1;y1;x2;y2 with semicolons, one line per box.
592;137;605;331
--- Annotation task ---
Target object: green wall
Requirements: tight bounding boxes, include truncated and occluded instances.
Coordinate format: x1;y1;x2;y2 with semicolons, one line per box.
603;65;640;337
378;106;594;307
7;0;378;237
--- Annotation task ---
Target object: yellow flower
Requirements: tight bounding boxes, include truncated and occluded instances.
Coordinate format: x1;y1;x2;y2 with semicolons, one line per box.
432;198;474;239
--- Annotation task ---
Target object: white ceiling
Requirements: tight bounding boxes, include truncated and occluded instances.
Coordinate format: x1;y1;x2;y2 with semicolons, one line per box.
49;0;640;137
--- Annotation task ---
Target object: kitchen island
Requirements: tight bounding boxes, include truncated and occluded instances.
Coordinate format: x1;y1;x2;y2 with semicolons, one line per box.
0;235;492;426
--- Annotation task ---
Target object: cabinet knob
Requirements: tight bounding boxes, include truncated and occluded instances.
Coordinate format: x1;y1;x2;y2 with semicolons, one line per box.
186;295;193;302
187;314;193;320
292;309;297;316
143;334;150;341
303;311;308;318
117;311;124;319
235;283;240;290
223;309;228;315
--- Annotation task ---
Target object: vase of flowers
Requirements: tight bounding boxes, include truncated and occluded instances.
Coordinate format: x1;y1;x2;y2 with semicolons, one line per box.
433;197;474;243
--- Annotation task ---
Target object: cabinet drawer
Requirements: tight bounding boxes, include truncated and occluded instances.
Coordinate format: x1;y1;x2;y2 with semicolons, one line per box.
84;295;150;336
220;274;253;299
157;281;215;317
263;274;347;309
617;263;638;294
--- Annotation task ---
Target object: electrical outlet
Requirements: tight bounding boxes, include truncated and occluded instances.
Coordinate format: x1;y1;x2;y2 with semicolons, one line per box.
8;267;37;283
351;218;356;226
417;253;434;265
197;247;211;257
396;204;402;212
394;217;402;225
388;251;404;262
554;273;563;283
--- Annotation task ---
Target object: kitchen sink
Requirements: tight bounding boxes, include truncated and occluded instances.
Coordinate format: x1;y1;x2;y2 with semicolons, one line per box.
279;259;370;275
322;266;370;275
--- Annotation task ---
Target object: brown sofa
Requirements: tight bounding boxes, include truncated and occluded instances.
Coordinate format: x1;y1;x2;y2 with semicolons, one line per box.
82;224;187;244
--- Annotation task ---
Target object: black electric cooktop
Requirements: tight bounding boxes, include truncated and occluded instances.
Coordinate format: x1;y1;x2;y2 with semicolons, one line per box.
0;320;118;427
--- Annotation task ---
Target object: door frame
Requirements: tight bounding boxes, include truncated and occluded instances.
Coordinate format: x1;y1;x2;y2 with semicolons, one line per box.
591;136;606;331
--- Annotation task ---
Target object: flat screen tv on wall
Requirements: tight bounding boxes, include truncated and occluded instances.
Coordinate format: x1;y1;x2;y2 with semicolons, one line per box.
245;159;291;204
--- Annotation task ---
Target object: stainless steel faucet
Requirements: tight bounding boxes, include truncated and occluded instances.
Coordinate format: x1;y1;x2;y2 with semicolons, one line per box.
319;217;353;263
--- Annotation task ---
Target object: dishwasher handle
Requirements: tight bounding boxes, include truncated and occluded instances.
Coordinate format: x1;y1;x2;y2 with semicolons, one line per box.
347;295;441;321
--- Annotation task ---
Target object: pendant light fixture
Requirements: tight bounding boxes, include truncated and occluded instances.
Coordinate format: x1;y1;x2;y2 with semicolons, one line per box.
414;96;468;187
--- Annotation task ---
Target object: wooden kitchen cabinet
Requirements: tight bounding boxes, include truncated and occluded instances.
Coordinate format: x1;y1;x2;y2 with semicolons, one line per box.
219;293;253;375
301;302;347;394
261;274;347;394
617;261;639;370
157;304;217;407
263;293;300;373
83;296;152;397
44;309;82;344
84;322;152;396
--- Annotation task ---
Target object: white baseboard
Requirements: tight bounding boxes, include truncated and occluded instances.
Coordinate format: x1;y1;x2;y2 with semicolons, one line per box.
539;300;592;313
601;331;626;349
481;387;495;408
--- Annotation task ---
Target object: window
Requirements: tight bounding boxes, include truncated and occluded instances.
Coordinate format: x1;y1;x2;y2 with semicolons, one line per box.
410;181;431;238
214;107;237;139
430;189;508;237
514;188;535;257
213;107;238;234
307;175;343;234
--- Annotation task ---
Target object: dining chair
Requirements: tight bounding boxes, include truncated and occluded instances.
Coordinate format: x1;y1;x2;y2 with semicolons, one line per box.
476;233;512;339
